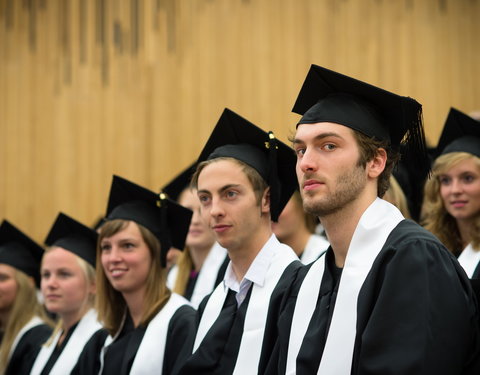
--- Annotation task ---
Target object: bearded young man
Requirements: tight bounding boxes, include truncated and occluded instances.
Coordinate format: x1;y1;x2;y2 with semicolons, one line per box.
267;64;480;375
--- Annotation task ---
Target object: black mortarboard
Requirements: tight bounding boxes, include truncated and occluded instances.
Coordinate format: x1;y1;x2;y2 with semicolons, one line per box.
161;162;197;202
436;108;480;158
197;108;298;222
45;212;98;267
292;64;430;178
105;175;193;265
0;220;44;286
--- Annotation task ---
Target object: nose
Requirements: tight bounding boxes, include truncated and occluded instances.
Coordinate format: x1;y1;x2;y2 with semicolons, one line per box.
209;196;225;219
105;246;122;263
297;148;318;174
43;275;58;290
450;179;464;194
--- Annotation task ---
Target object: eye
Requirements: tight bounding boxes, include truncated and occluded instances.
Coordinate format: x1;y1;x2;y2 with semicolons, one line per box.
463;174;475;183
122;242;135;250
198;194;211;205
41;271;50;279
439;176;451;185
58;270;72;278
294;147;305;157
323;143;336;151
100;243;111;252
225;190;238;199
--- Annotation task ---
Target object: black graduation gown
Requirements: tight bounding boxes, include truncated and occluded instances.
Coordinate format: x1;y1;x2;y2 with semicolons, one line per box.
72;305;196;375
5;324;52;375
177;260;303;375
268;220;480;375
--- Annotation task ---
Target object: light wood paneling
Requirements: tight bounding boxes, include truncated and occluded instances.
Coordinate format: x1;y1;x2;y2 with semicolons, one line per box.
1;0;479;242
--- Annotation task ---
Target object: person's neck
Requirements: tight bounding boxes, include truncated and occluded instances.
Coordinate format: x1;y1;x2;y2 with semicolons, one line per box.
456;218;474;250
58;304;91;345
228;227;272;282
190;242;215;272
123;290;146;328
281;228;311;257
321;197;376;268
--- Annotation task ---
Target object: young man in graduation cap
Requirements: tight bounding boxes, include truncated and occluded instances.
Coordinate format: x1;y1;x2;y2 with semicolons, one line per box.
268;65;480;374
177;108;302;374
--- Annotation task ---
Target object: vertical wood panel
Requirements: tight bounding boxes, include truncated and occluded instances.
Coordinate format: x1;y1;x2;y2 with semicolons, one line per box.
1;0;479;242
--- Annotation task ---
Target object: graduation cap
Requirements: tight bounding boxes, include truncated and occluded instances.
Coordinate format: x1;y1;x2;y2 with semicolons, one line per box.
160;162;197;202
45;212;98;267
435;108;480;158
105;175;193;265
197;108;298;222
292;64;430;178
0;220;44;287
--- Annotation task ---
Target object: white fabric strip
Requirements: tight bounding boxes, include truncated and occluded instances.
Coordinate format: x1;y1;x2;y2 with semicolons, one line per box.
458;243;480;278
286;198;403;374
30;309;102;375
7;315;43;362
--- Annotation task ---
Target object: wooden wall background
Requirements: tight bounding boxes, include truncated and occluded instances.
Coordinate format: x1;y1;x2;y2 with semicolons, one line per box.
1;0;479;242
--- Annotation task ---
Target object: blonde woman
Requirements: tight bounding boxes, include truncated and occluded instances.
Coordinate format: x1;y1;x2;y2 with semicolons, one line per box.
30;212;103;374
0;220;53;375
423;108;480;279
78;175;195;374
163;165;228;308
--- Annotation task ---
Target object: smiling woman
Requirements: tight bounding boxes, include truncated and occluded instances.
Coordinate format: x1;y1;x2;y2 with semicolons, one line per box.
422;108;480;277
75;175;195;375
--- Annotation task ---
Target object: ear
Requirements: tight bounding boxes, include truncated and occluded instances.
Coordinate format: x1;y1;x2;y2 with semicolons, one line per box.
261;187;271;214
367;148;387;178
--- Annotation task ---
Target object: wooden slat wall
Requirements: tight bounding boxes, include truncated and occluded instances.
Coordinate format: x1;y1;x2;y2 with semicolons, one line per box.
1;0;479;242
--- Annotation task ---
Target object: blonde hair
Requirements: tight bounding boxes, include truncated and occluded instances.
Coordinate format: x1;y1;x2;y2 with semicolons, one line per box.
0;268;53;373
422;152;480;256
383;175;412;219
172;248;193;296
42;247;96;347
96;220;170;336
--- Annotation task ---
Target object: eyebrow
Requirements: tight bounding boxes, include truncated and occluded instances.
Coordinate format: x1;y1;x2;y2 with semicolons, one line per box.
198;184;242;196
292;131;344;145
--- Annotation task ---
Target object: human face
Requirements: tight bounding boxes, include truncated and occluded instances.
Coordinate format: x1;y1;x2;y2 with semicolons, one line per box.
271;195;304;241
179;188;216;252
100;221;152;296
439;157;480;222
197;160;268;252
41;247;92;317
0;264;18;313
293;123;368;217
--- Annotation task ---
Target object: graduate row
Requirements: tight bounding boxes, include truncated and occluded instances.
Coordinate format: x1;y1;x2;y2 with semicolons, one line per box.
1;63;480;374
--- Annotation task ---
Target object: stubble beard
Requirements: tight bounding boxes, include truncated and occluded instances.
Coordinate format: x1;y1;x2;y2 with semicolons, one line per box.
302;164;367;218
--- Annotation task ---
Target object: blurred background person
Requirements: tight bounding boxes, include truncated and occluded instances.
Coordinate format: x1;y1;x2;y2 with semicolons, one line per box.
30;212;103;375
272;190;329;264
422;108;480;278
162;163;228;308
383;175;412;219
0;220;53;375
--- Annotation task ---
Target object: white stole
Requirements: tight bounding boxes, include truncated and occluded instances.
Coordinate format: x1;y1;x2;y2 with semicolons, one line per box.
300;234;330;265
286;198;404;375
7;316;43;362
99;293;190;375
30;309;102;375
190;243;227;308
193;235;297;374
458;243;480;278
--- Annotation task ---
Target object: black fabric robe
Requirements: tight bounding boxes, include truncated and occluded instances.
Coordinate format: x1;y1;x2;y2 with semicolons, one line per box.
177;260;302;375
5;324;52;375
267;220;480;375
72;305;196;375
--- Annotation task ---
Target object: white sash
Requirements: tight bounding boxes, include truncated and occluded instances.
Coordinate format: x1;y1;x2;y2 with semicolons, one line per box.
190;243;227;308
99;293;190;375
7;316;43;362
30;309;102;375
458;243;480;278
301;234;330;265
286;198;404;375
193;235;297;374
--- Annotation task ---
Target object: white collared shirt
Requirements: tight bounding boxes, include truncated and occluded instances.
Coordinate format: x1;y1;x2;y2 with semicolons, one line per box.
223;234;276;306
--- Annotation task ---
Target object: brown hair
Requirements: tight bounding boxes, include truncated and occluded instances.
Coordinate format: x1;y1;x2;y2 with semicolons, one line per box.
191;156;269;206
422;152;480;256
96;220;170;336
353;130;400;198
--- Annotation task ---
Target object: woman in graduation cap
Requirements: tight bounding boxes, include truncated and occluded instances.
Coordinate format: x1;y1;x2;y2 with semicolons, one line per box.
423;108;480;278
162;163;229;308
29;212;104;375
80;175;196;375
0;220;53;375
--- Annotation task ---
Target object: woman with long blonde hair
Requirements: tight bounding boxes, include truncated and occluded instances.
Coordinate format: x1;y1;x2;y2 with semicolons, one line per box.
0;220;53;375
422;108;480;278
30;212;103;375
77;175;196;374
163;164;228;308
